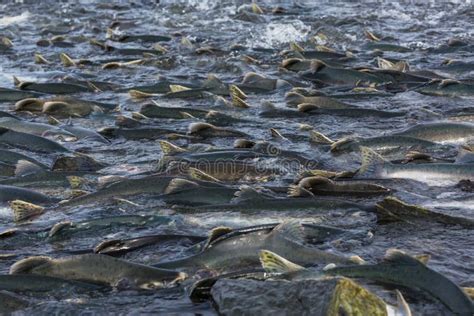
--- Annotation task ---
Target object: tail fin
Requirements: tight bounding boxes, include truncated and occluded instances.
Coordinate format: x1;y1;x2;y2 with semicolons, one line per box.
395;290;412;316
159;140;187;156
59;53;76;67
9;200;44;222
309;130;334;144
259;250;305;274
188;168;221;183
10;256;52;274
358;147;387;178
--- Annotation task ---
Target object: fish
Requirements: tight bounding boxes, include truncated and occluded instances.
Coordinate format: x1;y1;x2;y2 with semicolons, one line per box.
415;79;474;97
188;122;249;138
288;176;390;197
393;122;474;144
139;103;209;119
47;215;173;239
94;234;207;256
0;274;102;292
357;146;474;183
58;175;174;208
98;126;175;140
324;249;474;315
0;87;42;102
300;60;385;86
154;221;361;273
0;117;75;138
15;97;116;117
13;77;92;94
0;184;55;204
315;132;452;155
0;127;69;153
174;186;372;213
10;254;186;289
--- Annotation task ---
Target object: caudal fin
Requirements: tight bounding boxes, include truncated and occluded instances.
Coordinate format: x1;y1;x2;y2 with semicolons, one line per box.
259;250;305;274
357;147;387;178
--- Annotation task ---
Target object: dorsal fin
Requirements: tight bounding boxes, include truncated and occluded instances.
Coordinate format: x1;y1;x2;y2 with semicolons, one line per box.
270;220;306;245
270;128;286;140
231;95;250;108
383;249;421;266
259;250;305;273
309;130;334;144
34;53;50;64
164;178;199;194
309;60;326;73
229;84;248;100
10;256;52;274
188;168;221;183
59;53;76;67
129;89;155;99
358;147;387;178
414;254;430;265
14;160;43;177
169;84;191;93
48;221;73;237
159;140;187;156
203;226;233;249
9;200;44;222
12;76;22;87
188;122;215;134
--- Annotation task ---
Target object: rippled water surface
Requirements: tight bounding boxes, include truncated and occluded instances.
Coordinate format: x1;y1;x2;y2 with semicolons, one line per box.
0;0;473;314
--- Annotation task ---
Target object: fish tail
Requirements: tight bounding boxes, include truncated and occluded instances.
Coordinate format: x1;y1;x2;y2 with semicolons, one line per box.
358;146;387;178
259;250;304;274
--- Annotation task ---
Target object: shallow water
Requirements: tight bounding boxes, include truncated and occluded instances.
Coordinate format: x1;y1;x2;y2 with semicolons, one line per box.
0;0;473;314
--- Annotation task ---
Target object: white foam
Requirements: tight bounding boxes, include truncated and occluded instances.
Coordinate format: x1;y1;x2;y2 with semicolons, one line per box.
0;11;30;27
247;21;310;48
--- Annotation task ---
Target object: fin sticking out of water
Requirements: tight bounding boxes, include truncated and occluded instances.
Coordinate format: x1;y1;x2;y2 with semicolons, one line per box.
129;89;156;99
358;146;387;178
9;256;52;274
231;95;249;108
395;290;412;316
48;221;73;237
229;84;247;100
159;140;187;155
203;226;233;249
164;178;199;194
290;42;304;52
59;53;76;67
14;160;43;177
309;130;334;144
9;200;45;222
34;53;50;64
188;168;221;183
414;254;430;265
270;128;286;140
309;60;326;73
12;76;22;87
463;287;474;300
67;176;87;189
259;250;305;274
272;220;306;245
169;84;191;93
383;249;420;267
